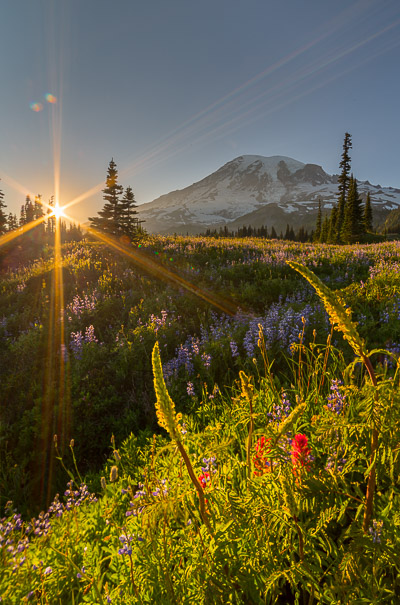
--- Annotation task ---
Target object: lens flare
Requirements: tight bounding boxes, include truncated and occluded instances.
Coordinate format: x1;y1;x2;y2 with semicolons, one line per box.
45;93;57;104
30;102;43;112
53;203;65;219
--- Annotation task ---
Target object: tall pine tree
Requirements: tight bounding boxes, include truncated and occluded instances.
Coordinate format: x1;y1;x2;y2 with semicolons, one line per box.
314;199;322;242
335;132;352;239
0;180;7;235
364;192;373;232
89;159;124;236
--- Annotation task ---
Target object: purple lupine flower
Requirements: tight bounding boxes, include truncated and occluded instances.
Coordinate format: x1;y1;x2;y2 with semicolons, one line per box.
201;352;212;369
267;391;291;424
187;382;195;396
326;379;346;415
84;325;98;344
369;519;383;544
77;566;86;579
201;456;217;474
70;330;84;359
230;341;239;357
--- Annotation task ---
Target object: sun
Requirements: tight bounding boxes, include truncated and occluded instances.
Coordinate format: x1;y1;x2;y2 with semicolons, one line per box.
53;203;66;219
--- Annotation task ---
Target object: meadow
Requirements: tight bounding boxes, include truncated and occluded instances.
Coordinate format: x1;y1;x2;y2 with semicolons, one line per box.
1;235;400;603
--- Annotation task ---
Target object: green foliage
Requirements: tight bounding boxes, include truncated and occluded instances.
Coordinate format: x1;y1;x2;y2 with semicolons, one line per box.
1;336;400;603
2;236;400;602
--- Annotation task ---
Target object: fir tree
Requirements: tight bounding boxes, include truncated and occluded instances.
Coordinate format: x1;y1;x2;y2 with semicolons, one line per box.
24;196;34;224
19;205;26;227
335;132;352;238
34;195;45;236
119;186;139;238
270;226;277;239
7;213;18;231
341;176;364;243
89;159;124;236
327;205;338;243
364;192;373;232
314;199;322;242
46;197;55;235
0;180;7;235
320;216;329;243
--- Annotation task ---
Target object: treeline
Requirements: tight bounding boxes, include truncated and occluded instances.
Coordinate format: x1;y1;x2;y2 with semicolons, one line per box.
202;223;312;242
0;187;83;243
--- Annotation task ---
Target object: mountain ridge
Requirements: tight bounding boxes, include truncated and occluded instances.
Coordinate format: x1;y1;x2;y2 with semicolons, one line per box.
137;155;400;234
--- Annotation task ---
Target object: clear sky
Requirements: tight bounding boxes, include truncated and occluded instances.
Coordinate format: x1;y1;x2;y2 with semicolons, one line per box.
1;0;399;223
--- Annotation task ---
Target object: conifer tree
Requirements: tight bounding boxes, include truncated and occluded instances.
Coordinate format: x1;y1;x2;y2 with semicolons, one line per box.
119;186;138;238
89;159;124;236
364;192;373;232
327;205;338;243
0;180;7;235
270;225;277;239
7;213;18;231
46;197;55;235
341;176;364;243
320;216;329;243
19;205;26;226
24;196;34;224
34;195;45;236
314;199;322;242
335;132;352;238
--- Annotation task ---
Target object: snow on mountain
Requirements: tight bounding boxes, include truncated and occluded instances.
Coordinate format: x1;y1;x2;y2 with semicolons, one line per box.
137;155;400;234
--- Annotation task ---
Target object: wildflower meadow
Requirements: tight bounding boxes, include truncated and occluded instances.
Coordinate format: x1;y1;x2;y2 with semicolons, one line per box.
1;235;400;603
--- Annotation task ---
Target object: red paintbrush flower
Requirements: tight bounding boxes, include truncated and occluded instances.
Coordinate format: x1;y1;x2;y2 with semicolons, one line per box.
198;472;210;490
253;436;274;476
291;434;311;472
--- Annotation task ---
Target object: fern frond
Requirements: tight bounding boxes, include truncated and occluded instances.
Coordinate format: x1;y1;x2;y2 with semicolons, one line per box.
152;341;181;440
287;261;367;359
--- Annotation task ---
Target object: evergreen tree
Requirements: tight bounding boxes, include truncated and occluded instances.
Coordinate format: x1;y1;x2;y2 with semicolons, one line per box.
320;216;329;243
24;196;34;224
364;192;373;232
46;197;55;235
270;226;277;239
89;159;124;236
7;213;18;231
0;180;7;235
335;132;352;238
327;205;338;243
341;176;364;243
34;195;45;237
120;186;139;238
19;205;26;226
314;199;322;242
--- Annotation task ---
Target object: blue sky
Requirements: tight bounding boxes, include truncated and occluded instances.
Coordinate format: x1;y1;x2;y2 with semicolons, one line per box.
1;0;399;222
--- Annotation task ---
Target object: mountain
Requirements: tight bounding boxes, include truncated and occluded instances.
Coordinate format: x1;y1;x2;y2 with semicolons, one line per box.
137;155;400;234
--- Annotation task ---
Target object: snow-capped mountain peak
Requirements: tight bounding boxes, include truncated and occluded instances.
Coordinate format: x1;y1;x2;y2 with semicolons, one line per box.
137;155;400;234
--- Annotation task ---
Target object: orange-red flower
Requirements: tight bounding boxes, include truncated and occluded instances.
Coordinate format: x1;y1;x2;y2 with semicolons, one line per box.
253;436;274;476
291;434;311;472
